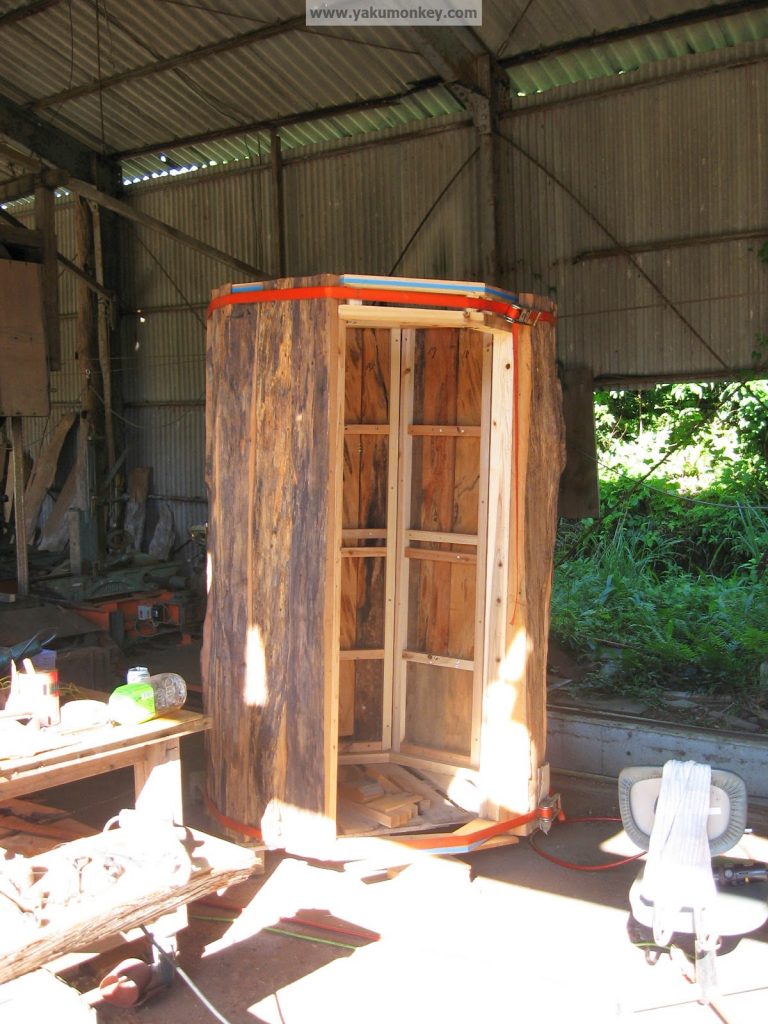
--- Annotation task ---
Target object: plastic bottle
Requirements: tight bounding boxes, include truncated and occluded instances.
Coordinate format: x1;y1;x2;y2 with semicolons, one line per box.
108;672;188;726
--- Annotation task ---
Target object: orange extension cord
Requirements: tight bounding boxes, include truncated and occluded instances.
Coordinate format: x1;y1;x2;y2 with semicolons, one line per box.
528;815;645;871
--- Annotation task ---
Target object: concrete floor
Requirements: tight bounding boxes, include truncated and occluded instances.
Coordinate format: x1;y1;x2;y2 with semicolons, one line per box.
7;637;768;1024
51;771;763;1024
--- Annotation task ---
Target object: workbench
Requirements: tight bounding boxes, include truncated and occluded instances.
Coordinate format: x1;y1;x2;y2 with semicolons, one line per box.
0;708;209;821
0;710;259;986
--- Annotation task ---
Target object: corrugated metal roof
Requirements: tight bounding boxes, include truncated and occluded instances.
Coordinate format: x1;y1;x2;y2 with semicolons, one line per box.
505;5;768;96
0;1;766;187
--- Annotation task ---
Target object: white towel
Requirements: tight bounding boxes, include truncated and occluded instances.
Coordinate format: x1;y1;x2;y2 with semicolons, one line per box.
641;759;717;949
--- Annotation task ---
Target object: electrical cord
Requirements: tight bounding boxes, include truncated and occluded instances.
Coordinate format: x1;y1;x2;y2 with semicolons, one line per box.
528;815;645;871
140;926;237;1024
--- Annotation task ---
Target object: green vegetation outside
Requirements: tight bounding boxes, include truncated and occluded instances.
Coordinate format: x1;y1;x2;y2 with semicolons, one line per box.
550;380;768;710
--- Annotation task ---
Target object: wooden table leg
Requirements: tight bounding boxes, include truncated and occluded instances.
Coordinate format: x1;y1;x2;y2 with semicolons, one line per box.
133;737;184;823
133;736;187;939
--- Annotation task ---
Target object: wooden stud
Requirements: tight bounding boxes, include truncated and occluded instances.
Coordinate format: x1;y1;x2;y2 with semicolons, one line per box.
406;529;477;546
404;547;476;565
381;329;401;751
408;424;481;437
471;335;495;766
402;650;474;672
391;328;415;753
339;648;386;660
480;329;515;815
338;305;513;335
344;424;390;435
342;528;387;541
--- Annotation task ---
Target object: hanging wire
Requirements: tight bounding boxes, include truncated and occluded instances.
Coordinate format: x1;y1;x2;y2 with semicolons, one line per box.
496;0;538;59
496;128;731;372
389;146;479;275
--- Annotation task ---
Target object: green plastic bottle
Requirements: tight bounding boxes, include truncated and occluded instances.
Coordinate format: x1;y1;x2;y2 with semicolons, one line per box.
108;673;187;725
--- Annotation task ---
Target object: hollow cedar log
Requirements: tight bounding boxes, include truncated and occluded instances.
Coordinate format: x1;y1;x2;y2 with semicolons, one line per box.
204;275;342;850
204;276;564;844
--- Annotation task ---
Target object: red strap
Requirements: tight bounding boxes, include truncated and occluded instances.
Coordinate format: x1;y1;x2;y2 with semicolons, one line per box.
207;284;555;323
205;789;557;850
205;791;264;841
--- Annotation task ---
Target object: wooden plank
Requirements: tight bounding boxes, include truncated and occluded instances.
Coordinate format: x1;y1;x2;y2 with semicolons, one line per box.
366;763;441;808
124;465;151;552
0;827;258;985
35;183;61;370
351;327;391;745
362;765;402;794
480;329;515;817
508;300;564;815
397;743;473;770
402;650;474;671
471;335;495;766
337;796;414;828
408;425;481;437
340;325;362;742
0;713;210;800
406;529;477;545
380;329;401;752
0;259;49;417
0;798;96;844
338;742;385;758
338;660;355;737
204;277;341;848
402;661;473;757
342;528;387;540
22;411;76;536
338;305;513;334
341;546;387;558
38;418;87;553
0;604;102;645
68;176;268;280
391;329;415;753
0;811;94;842
449;329;483;675
344;424;389;435
404;547;476;565
339;648;385;660
337;781;385;804
364;793;418;816
412;329;458;672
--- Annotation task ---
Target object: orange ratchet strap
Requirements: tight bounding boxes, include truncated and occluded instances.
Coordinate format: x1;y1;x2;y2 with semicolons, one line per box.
207;284;555;324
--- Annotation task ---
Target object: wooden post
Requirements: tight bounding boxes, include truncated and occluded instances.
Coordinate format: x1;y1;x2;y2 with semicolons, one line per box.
90;201;116;473
558;366;600;519
75;197;100;426
33;183;60;371
475;55;502;284
10;417;28;596
270;128;286;278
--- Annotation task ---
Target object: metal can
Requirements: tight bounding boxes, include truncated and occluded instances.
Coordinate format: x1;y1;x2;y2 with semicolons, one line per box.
126;666;150;684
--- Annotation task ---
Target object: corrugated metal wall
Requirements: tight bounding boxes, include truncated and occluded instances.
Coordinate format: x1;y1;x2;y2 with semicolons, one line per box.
116;160;274;544
16;43;765;549
283;121;481;280
502;45;768;380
